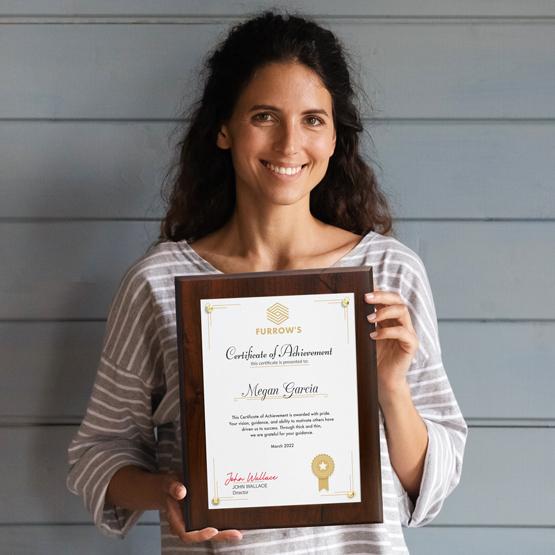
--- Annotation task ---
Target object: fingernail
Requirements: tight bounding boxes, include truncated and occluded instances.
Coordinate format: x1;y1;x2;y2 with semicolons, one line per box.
367;313;376;321
370;331;378;338
365;293;374;300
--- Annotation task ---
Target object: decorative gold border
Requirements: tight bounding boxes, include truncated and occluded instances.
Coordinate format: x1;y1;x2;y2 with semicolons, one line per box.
207;294;358;507
314;294;353;344
211;448;358;507
203;302;241;351
319;450;357;499
210;458;247;506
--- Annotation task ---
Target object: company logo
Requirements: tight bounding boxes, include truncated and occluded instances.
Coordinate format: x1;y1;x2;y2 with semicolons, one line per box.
266;302;289;325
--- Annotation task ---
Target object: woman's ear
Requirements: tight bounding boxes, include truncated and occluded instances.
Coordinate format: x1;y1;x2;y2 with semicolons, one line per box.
216;124;232;150
330;129;337;157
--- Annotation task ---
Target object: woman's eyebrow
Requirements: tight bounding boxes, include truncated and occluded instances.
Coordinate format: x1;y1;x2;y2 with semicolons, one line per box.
248;104;330;117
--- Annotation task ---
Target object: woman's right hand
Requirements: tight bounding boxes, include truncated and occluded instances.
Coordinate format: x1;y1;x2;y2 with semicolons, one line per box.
160;474;243;543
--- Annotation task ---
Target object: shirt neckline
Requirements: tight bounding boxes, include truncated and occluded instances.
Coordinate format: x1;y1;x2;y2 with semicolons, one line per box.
178;230;376;274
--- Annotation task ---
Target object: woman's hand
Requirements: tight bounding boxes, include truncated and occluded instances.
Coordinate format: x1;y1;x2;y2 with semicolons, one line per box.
159;473;243;543
364;288;419;399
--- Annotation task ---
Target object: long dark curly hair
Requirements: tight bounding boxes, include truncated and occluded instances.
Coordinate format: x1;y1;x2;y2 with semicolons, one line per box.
159;10;393;243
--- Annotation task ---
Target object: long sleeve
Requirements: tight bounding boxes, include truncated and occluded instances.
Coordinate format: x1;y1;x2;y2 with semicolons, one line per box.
66;261;164;539
386;250;468;527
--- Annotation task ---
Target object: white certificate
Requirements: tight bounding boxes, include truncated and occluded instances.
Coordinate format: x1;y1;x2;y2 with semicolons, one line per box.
200;292;361;509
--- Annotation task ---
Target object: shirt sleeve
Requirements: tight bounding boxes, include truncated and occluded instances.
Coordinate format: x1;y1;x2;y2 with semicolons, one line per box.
386;251;468;527
66;263;164;539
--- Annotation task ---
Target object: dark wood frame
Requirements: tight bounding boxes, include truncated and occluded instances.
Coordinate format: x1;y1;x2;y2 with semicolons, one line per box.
175;266;382;530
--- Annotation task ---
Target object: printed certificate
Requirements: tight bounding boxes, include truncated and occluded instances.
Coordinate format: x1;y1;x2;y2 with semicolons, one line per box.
175;267;382;530
200;292;361;509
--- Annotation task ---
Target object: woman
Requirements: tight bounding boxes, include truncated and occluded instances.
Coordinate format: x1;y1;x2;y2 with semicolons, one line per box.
67;10;467;554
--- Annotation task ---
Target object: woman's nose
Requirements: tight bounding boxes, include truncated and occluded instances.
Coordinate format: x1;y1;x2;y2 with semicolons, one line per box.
274;121;300;156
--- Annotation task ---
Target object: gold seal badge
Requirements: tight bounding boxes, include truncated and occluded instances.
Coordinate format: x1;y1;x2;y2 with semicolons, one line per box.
311;453;335;492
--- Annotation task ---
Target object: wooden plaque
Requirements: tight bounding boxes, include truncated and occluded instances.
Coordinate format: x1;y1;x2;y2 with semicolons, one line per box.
175;266;382;530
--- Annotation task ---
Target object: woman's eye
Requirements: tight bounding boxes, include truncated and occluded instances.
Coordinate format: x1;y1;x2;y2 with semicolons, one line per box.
253;112;273;122
306;116;324;126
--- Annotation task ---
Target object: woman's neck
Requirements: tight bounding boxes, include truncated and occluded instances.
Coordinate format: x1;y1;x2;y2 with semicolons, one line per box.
190;198;361;273
220;210;327;265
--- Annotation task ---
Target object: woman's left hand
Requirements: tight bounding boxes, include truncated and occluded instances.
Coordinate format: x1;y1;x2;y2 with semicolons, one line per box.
364;288;419;397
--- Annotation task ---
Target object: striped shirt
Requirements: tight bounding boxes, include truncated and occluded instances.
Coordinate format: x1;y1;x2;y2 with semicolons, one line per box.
67;230;467;554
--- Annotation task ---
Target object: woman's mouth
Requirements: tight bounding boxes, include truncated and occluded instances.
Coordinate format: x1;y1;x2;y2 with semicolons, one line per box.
260;160;308;178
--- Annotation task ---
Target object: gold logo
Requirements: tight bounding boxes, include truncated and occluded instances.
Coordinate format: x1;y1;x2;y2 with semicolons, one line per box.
266;302;289;325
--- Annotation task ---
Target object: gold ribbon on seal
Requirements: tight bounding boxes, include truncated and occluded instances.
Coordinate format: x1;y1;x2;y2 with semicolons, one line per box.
311;453;335;491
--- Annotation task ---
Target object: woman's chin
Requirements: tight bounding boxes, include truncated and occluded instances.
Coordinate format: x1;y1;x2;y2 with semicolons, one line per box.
259;189;311;208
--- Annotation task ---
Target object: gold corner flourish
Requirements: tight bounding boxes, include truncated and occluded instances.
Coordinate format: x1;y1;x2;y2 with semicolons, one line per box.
204;302;241;351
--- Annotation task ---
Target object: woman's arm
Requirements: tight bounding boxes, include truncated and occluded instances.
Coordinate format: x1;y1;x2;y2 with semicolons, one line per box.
106;465;243;542
106;466;165;510
365;254;467;527
379;383;428;502
366;288;429;500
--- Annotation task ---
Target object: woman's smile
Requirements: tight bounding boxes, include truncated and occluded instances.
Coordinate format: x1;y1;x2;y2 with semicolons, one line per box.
260;159;309;179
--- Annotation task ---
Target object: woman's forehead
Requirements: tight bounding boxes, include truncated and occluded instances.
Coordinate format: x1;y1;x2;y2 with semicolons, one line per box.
235;62;332;112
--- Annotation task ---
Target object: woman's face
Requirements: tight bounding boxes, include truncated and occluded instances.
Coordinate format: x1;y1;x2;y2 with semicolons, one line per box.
217;61;336;208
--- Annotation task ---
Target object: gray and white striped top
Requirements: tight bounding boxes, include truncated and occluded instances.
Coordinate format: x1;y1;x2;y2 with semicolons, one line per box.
67;230;467;554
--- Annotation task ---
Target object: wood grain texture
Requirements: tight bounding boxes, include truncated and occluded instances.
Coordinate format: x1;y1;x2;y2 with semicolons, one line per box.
175;268;381;529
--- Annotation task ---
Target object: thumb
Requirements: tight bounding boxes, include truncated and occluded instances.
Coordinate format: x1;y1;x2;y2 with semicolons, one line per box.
162;474;187;500
170;482;187;500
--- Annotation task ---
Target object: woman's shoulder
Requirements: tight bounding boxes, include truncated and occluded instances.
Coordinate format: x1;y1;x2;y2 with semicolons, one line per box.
118;239;208;286
358;230;428;280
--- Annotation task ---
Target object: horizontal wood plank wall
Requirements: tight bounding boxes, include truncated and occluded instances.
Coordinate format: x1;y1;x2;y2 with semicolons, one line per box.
2;123;554;219
0;1;553;554
1;24;555;119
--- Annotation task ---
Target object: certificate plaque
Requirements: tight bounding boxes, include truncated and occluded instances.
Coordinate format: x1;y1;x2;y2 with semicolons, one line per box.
175;267;382;530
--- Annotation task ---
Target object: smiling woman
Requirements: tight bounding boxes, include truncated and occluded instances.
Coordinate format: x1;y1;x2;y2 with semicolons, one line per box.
66;9;467;555
158;10;393;260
